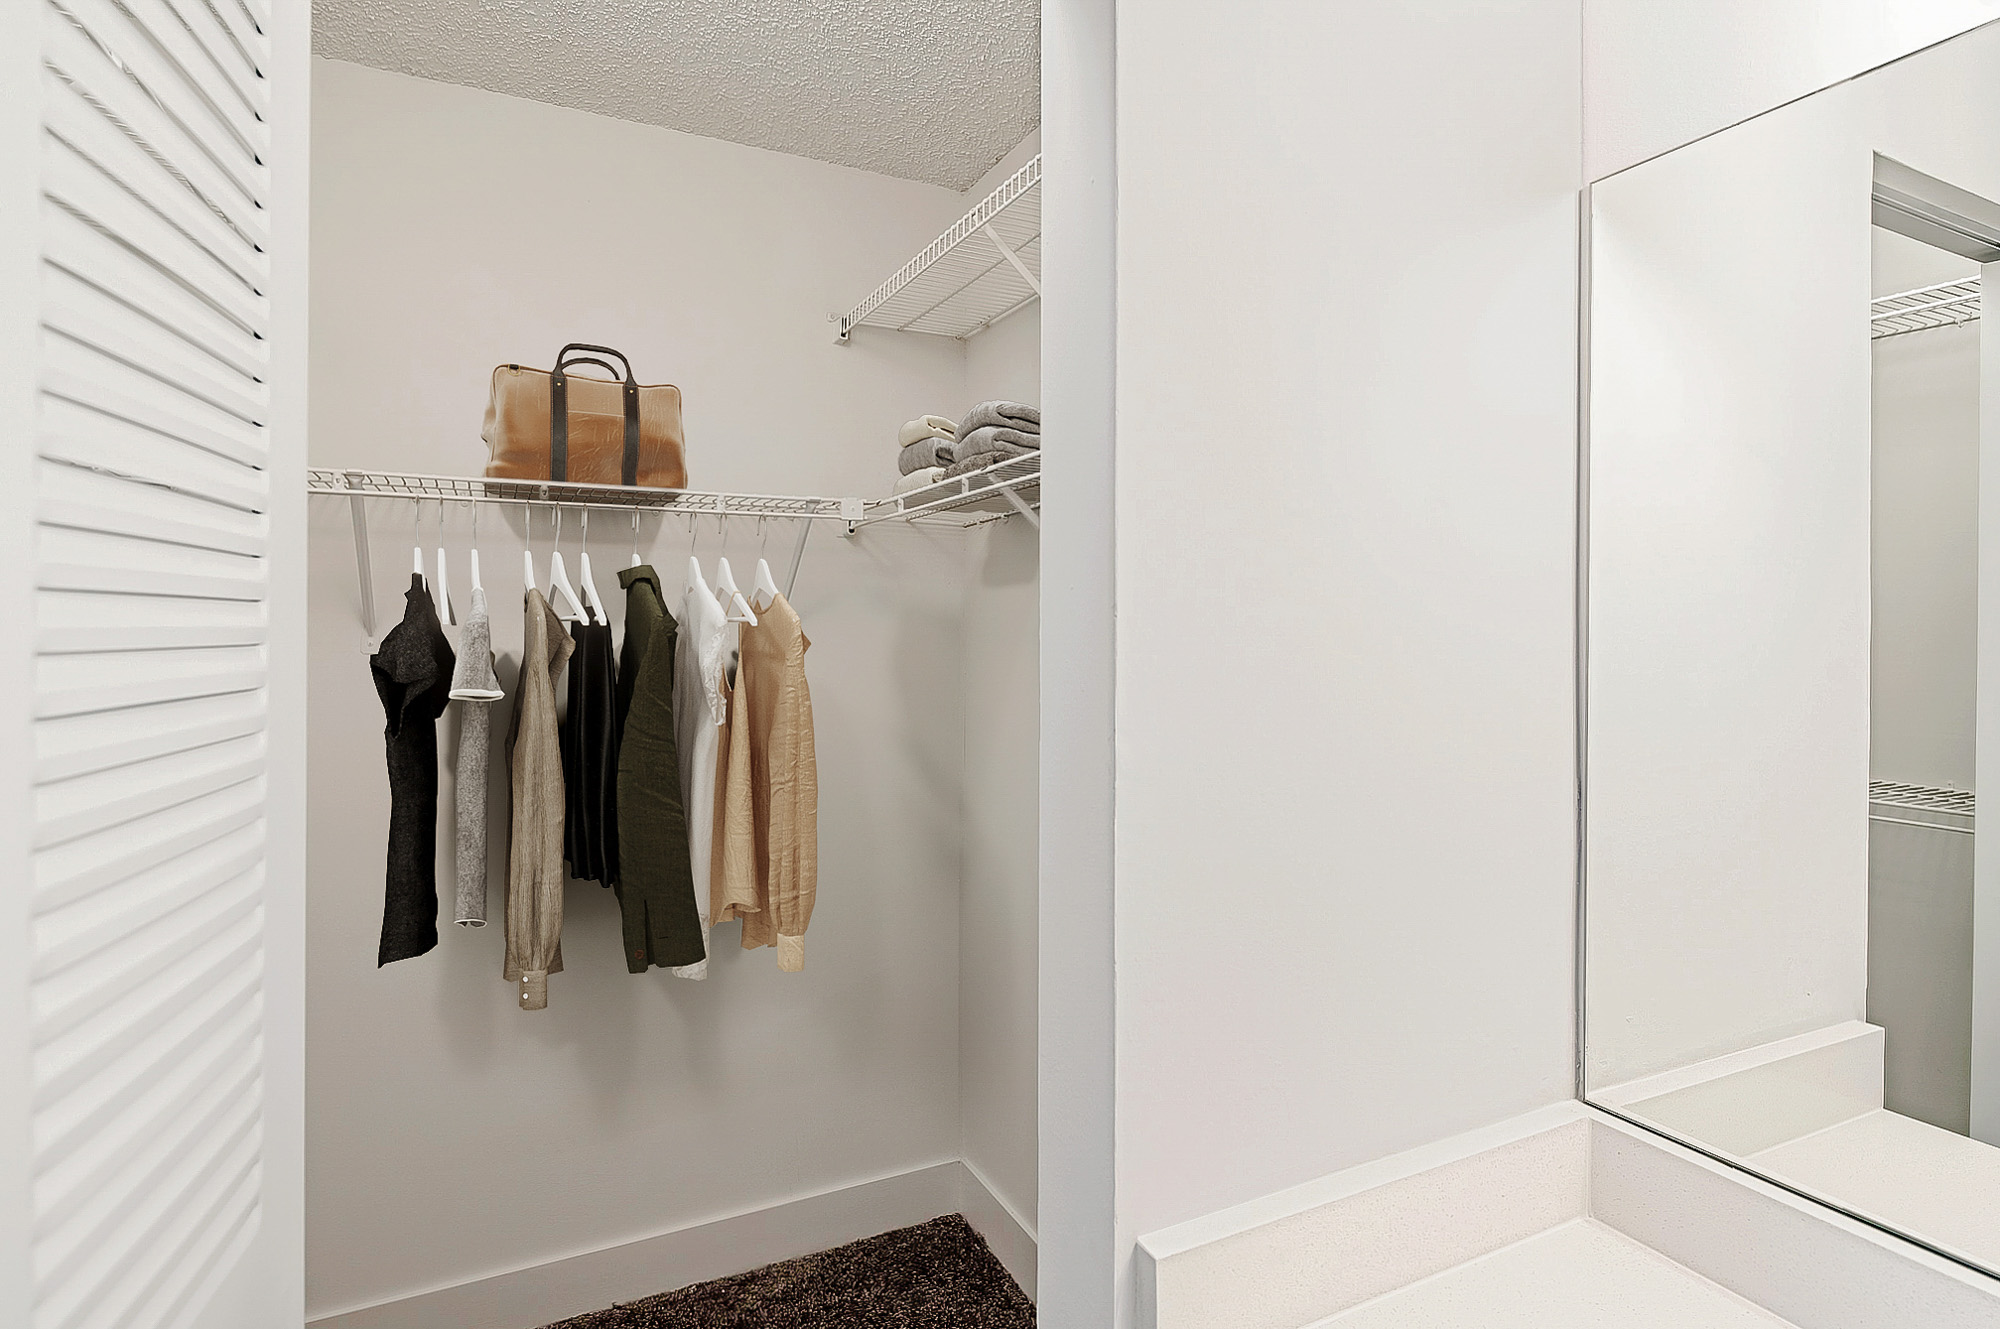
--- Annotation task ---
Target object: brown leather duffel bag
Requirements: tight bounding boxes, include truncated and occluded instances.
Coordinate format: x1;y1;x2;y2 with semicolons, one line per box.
482;343;687;488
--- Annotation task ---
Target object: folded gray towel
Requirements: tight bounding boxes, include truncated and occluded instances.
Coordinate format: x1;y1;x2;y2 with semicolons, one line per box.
899;438;953;474
940;452;1016;482
960;400;1040;435
951;425;1038;463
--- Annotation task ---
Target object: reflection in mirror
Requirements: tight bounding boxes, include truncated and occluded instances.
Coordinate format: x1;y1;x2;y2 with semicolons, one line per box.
1584;18;2000;1277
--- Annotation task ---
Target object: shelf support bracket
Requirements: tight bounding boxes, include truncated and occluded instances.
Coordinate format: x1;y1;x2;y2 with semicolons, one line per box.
345;473;378;651
982;224;1041;297
1000;484;1041;529
783;520;812;600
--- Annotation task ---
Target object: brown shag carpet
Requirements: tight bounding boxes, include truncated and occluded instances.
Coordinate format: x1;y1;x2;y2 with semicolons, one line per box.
540;1214;1035;1329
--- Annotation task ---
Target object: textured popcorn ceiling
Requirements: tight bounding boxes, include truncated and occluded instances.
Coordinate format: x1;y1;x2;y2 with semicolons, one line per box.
313;0;1040;189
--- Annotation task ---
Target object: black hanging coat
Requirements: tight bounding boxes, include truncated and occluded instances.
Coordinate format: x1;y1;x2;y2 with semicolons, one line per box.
370;575;456;965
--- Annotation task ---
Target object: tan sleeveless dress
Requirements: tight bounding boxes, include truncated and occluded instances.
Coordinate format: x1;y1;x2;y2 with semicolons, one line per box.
710;592;818;971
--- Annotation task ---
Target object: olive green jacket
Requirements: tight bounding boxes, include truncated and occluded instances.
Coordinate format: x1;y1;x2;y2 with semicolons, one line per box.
613;565;706;972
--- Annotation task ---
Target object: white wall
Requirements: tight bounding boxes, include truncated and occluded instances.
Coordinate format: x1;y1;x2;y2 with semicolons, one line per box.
1584;22;2000;1089
956;132;1044;1248
1111;0;1582;1295
307;59;996;1319
1584;2;2000;180
1585;107;1874;1087
959;518;1040;1239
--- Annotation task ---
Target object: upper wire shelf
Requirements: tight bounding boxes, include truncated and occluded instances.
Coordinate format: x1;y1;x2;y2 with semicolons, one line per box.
1872;276;1981;339
307;468;862;522
307;464;1041;533
1869;780;1974;818
836;155;1042;343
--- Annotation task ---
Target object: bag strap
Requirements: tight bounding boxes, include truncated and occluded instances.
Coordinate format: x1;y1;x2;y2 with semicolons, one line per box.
548;343;640;486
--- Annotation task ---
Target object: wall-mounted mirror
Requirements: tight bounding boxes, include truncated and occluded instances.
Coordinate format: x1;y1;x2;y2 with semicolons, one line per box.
1583;18;2000;1276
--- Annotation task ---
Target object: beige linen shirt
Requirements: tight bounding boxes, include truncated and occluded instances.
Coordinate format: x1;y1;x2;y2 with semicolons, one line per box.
504;589;574;1008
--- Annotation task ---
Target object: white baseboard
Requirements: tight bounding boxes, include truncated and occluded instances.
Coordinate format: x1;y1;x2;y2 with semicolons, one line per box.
309;1159;1035;1329
1134;1102;2000;1329
1596;1021;1884;1156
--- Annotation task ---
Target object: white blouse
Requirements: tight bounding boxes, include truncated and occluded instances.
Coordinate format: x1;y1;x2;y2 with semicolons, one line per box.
669;572;728;979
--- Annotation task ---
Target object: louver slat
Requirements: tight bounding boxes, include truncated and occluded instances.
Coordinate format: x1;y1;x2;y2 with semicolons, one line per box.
29;0;272;1322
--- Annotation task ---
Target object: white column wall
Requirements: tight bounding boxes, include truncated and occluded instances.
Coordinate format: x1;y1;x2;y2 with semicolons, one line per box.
1110;0;1583;1309
1037;0;1120;1321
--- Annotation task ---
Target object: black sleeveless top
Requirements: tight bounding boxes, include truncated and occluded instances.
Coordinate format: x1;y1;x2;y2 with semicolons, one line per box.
562;618;619;885
370;576;457;965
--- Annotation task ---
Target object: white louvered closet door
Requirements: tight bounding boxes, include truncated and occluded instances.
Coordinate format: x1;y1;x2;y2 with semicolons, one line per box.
4;0;300;1323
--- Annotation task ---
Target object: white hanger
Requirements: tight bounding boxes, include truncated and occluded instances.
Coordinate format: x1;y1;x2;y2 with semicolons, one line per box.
470;500;483;592
523;506;538;595
750;517;780;610
576;507;608;624
547;507;588;623
434;502;456;626
629;511;643;569
714;556;757;626
435;545;455;626
412;501;425;583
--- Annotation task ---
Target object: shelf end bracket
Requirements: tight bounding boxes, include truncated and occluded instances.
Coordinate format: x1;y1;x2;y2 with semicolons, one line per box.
982;224;1041;297
1000;484;1041;529
344;472;378;651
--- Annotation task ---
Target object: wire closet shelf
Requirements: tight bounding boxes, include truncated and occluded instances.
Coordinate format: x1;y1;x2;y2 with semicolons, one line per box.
307;462;1040;531
1868;780;1975;835
311;463;1041;644
1872;275;1981;339
836;154;1042;342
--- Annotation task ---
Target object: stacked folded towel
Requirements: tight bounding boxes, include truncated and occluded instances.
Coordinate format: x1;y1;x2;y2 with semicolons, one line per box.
949;400;1041;472
898;414;957;475
893;467;945;495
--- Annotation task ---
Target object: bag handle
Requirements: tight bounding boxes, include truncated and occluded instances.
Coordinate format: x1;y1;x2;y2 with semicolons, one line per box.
554;355;623;379
548;343;640;486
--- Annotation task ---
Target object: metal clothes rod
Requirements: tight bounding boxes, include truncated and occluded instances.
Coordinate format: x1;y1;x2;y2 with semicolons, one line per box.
307;468;865;520
1869;813;1974;836
311;469;867;646
310;466;1040;643
1866;780;1974;835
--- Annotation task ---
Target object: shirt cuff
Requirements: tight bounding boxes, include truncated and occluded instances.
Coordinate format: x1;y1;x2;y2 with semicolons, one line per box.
519;971;548;1009
778;934;805;973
